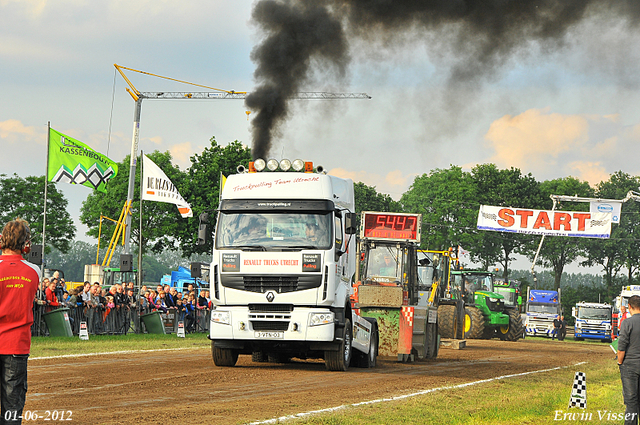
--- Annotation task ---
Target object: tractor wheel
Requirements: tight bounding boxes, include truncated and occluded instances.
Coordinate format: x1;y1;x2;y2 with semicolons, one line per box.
325;319;353;371
481;326;495;339
426;322;439;359
211;341;238;367
438;304;457;339
499;309;523;341
463;306;485;339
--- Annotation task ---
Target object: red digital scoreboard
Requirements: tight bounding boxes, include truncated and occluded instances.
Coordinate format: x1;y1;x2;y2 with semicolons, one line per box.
360;212;422;243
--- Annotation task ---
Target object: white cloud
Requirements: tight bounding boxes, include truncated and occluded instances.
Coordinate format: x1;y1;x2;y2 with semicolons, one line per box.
0;119;42;144
328;168;416;200
483;108;640;185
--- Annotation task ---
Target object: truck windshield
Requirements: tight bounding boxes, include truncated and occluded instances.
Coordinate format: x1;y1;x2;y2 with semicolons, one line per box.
577;307;611;320
528;303;558;314
215;212;332;250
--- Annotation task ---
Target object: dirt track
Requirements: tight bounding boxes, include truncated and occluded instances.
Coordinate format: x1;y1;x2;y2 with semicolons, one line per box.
24;339;609;425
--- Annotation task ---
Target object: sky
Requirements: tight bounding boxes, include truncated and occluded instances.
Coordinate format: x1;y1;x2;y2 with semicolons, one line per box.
2;1;640;272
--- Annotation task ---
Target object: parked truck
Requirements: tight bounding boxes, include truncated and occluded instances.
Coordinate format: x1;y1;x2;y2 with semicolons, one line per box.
524;289;561;337
572;302;612;342
161;266;209;294
199;159;378;371
612;285;640;339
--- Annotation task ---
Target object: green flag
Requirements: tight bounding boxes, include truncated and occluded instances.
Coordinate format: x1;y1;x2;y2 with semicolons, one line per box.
48;128;118;193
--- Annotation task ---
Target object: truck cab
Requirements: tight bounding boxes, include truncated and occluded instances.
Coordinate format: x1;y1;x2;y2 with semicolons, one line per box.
572;302;612;342
204;160;377;371
525;289;561;337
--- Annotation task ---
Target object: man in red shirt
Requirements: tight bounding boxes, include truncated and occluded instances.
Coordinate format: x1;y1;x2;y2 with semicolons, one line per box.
0;218;39;424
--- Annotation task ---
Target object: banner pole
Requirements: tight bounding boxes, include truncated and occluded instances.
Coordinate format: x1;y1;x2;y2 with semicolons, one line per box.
530;198;557;289
42;122;50;270
138;151;143;288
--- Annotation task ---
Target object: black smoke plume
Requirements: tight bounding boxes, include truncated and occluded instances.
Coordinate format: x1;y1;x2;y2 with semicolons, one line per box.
245;0;348;159
246;0;640;159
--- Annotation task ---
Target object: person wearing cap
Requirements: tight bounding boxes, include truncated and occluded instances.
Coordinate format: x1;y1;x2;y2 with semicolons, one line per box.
0;218;40;424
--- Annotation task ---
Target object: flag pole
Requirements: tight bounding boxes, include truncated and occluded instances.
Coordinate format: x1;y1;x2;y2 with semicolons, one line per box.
42;122;50;270
138;151;143;288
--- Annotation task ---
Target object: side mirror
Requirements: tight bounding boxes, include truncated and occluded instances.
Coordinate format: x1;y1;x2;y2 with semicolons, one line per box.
345;212;357;235
197;212;210;245
572;307;576;318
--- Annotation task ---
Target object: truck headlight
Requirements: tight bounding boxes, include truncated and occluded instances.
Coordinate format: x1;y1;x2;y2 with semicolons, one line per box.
576;322;582;329
309;312;334;327
211;311;231;325
489;297;498;303
606;324;611;330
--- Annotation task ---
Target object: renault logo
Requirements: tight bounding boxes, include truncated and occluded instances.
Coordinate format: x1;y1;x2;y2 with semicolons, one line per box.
265;291;276;302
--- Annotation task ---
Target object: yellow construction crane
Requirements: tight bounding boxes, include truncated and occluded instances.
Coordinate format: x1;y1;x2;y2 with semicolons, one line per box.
114;64;372;101
112;64;371;284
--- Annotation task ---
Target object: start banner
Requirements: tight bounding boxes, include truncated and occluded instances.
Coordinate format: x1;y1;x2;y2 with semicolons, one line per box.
477;205;612;239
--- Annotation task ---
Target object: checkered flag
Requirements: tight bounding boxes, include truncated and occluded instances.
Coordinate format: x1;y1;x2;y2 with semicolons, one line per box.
568;371;587;409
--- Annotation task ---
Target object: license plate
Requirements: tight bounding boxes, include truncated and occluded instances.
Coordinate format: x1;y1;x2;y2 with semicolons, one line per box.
255;331;284;339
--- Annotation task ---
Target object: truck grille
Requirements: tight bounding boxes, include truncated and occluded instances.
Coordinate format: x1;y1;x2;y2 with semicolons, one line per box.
249;304;294;313
220;274;322;293
251;321;290;331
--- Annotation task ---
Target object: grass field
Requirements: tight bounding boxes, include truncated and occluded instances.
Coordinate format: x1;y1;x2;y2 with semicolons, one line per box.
286;360;624;424
30;335;625;424
30;332;210;358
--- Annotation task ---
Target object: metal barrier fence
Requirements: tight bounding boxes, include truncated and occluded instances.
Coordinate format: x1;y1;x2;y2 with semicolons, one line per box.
31;303;211;336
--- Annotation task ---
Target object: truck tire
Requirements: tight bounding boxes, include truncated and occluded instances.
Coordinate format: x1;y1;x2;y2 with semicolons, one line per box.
354;317;378;368
267;353;291;363
212;341;238;367
499;309;523;341
463;306;485;339
251;351;267;362
426;322;439;359
325;319;353;371
438;304;457;339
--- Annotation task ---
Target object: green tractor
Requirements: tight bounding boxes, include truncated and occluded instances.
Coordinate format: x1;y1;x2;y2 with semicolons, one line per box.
451;270;523;341
493;278;523;313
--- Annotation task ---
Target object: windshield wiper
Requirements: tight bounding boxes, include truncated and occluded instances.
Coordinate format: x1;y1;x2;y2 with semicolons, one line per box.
227;245;267;251
281;245;318;250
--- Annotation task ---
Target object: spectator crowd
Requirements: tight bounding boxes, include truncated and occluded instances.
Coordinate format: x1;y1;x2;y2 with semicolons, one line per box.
32;273;213;336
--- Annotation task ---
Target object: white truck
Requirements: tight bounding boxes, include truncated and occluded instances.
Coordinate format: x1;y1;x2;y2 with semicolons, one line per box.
199;159;378;371
612;285;640;338
572;302;612;342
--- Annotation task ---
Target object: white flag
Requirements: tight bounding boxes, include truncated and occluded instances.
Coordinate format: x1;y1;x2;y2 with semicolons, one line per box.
142;155;192;218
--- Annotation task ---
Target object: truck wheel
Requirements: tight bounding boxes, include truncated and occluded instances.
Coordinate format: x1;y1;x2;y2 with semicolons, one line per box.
438;305;457;339
463;306;485;339
252;351;267;362
499;309;523;341
211;341;238;367
267;353;291;363
325;319;352;371
426;322;439;359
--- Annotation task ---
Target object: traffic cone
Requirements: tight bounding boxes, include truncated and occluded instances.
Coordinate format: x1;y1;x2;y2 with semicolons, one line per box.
568;371;587;409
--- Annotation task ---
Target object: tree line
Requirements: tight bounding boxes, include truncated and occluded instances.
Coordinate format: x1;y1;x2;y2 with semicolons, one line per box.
5;137;639;294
